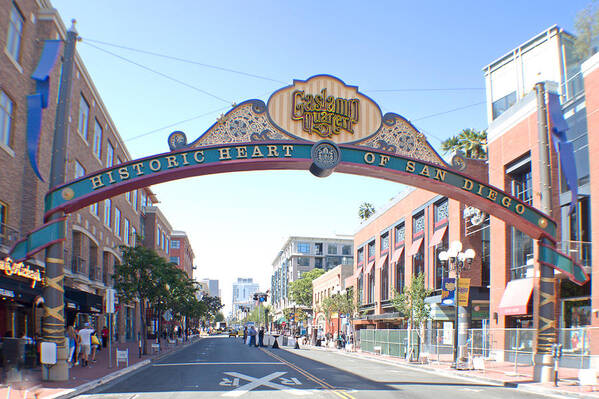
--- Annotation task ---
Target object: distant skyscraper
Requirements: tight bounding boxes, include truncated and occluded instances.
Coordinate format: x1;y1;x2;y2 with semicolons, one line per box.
200;279;220;298
232;278;259;316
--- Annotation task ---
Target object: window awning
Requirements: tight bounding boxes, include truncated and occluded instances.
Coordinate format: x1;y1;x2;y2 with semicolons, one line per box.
375;254;388;269
391;247;404;263
429;225;448;247
365;261;375;275
498;278;534;316
407;237;423;256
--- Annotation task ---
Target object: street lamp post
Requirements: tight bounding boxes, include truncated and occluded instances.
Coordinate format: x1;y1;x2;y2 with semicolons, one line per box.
439;241;475;369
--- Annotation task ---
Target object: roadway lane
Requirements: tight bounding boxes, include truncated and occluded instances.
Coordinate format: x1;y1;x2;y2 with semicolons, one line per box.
80;336;551;398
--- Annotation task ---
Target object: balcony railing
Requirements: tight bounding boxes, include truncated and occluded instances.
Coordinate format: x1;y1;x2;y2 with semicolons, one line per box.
71;256;86;274
0;222;21;249
559;240;592;268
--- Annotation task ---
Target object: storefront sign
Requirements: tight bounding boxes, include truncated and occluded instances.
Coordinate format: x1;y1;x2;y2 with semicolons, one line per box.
0;288;15;298
0;258;44;288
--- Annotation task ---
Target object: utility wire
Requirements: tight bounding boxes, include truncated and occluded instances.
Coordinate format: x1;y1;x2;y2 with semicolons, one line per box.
366;88;484;92
124;106;231;142
82;37;287;85
83;41;232;104
411;101;486;122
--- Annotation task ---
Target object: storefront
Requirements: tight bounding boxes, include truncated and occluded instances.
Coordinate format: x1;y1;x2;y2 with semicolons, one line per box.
0;258;44;338
64;287;103;329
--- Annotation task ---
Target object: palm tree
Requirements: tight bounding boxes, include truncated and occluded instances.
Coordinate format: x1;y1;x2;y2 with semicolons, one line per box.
358;202;375;221
441;128;487;159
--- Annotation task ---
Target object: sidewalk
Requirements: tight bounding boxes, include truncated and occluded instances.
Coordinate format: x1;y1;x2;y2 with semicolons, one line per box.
303;343;599;399
0;337;199;399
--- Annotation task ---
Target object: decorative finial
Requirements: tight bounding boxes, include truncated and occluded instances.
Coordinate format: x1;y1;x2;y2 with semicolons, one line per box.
69;19;78;34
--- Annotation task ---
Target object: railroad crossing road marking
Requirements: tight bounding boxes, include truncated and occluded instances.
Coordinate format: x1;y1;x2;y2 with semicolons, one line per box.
221;371;309;397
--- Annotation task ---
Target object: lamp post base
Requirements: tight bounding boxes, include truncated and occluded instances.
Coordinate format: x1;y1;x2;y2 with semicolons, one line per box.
533;353;554;382
43;345;69;381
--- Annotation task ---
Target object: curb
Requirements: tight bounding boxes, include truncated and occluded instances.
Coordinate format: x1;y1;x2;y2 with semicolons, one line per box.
294;345;596;399
51;339;201;399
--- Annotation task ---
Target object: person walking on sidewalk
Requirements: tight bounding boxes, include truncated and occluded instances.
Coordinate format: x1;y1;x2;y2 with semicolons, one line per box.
78;323;94;367
242;327;247;344
101;326;108;348
66;325;76;366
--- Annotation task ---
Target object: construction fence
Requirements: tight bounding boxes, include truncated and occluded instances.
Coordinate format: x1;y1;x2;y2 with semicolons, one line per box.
357;327;596;369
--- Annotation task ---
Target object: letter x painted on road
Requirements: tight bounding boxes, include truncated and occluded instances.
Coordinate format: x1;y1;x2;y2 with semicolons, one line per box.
221;371;309;397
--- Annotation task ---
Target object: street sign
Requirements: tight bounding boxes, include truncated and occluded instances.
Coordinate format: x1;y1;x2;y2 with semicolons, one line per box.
105;288;116;313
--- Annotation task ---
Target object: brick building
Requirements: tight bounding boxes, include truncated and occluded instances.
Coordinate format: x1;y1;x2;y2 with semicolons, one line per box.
169;231;195;279
312;264;353;337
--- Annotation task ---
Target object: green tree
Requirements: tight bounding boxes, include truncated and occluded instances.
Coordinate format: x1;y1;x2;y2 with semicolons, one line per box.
574;1;599;60
289;268;325;307
441;129;487;159
113;240;168;354
214;312;225;323
391;273;432;361
202;296;224;321
358;202;376;221
244;304;272;326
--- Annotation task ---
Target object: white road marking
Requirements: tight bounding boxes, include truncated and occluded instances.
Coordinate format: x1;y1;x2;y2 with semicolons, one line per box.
153;361;282;366
222;371;309;397
462;388;482;392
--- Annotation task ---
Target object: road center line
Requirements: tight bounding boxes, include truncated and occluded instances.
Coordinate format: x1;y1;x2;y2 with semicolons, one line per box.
153;361;282;366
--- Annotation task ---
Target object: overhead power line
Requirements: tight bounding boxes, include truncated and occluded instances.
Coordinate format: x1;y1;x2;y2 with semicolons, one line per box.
366;88;484;92
82;37;287;85
411;101;486;122
82;41;232;104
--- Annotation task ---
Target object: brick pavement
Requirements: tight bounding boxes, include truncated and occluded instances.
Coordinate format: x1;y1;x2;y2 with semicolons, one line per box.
0;338;197;399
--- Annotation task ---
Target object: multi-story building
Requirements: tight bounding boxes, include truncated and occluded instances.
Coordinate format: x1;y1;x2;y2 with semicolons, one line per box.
232;277;259;317
312;264;353;337
141;206;173;260
200;278;220;298
169;231;195;279
483;25;593;360
271;235;354;318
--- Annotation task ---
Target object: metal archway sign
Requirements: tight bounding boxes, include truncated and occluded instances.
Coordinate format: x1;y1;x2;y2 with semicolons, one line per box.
12;75;587;285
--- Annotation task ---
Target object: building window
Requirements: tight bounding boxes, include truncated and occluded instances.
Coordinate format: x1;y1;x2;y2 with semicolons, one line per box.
327;245;337;255
508;159;533;279
357;247;364;264
395;253;405;294
380;231;389;253
0;201;7;243
394;223;405;246
492;91;517;119
140;191;146;209
342;245;351;255
358;273;363;304
6;4;24;62
413;212;425;236
93;120;103;159
90;202;99;217
510;162;532;204
297;257;310;267
103;199;111;227
131;227;136;246
326;256;341;269
171;240;180;249
367;271;375;303
367;240;375;260
170;256;180;265
132;190;138;210
156;226;161;247
297;242;310;254
125;191;131;203
74;161;85;179
114;208;121;237
434;199;449;224
434;233;449;289
123;218;130;244
381;259;389;301
413;243;425;277
0;91;14;148
314;258;322;269
314;242;323;255
78;95;90;140
106;141;114;167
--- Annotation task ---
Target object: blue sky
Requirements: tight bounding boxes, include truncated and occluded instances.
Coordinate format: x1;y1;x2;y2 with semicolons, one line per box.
51;0;590;314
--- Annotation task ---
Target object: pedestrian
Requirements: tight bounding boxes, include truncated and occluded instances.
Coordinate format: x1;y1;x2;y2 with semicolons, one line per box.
101;325;108;348
258;327;265;347
242;327;247;344
66;325;76;366
74;326;81;366
248;326;257;347
91;331;100;362
78;322;94;367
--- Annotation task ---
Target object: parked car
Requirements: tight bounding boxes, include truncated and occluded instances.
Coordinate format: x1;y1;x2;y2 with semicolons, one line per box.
228;329;238;337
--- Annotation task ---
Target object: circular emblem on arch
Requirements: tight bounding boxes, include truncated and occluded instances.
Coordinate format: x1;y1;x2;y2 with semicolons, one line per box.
168;131;188;151
61;188;74;201
538;218;548;229
310;140;340;178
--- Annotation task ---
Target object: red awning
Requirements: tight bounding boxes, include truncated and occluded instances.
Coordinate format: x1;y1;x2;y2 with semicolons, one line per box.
498;278;534;316
407;237;423;256
365;261;375;275
391;246;404;263
375;254;388;269
429;225;448;247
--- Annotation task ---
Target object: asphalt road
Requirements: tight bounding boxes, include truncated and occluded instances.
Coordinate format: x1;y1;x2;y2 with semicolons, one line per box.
80;336;551;398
